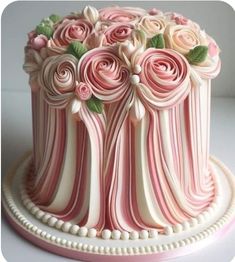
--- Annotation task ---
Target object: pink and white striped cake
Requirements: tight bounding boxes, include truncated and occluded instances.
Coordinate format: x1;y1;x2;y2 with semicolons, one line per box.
23;5;221;240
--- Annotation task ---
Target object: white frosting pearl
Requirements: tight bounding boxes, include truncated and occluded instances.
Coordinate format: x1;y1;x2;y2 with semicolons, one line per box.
31;206;40;215
48;217;58;227
197;214;205;224
190;218;198;227
78;227;88;237
130;74;140;85
121;231;130;240
61;222;72;232
111;230;121;240
35;210;45;219
130;231;139;240
88;228;97;238
133;64;142;74
139;230;148;239
182;221;190;230
55;219;64;229
70;225;80;235
102;229;111;240
149;229;158;238
26;202;35;210
42;214;51;223
164;226;173;235
173;223;183;233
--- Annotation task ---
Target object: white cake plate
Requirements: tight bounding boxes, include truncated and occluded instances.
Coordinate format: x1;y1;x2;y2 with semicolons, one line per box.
2;153;235;262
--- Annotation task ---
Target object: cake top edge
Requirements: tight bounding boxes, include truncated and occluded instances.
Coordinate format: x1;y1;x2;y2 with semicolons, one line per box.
23;5;221;114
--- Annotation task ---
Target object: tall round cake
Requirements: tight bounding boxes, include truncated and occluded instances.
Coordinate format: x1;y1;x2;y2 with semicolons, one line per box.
3;5;235;262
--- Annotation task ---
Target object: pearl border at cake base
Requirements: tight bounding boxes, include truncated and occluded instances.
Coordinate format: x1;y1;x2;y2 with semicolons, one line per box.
2;153;235;262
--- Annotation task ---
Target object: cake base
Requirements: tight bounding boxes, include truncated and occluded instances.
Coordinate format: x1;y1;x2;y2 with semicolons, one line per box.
2;153;235;262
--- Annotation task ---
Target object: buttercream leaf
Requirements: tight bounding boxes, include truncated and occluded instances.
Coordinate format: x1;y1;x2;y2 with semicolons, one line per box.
186;45;208;64
67;41;87;60
49;14;61;23
36;24;53;39
148;33;165;49
86;96;103;114
71;98;82;114
40;18;54;27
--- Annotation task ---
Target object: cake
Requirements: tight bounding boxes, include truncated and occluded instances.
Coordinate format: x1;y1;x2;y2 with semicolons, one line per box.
3;5;235;261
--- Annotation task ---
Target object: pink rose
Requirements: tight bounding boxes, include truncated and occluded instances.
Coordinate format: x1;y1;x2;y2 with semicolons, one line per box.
27;30;48;50
47;18;93;55
78;47;130;102
102;23;134;45
99;6;146;22
53;18;93;44
75;82;92;100
148;8;163;16
137;48;190;109
174;16;189;25
207;37;219;57
30;34;48;50
40;54;78;107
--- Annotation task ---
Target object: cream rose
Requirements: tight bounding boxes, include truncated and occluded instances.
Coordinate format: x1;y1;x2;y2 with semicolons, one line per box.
40;54;78;107
77;47;130;102
136;16;167;38
164;24;207;55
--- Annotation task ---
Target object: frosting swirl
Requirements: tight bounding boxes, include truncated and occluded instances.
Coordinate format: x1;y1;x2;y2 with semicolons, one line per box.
137;16;167;37
102;23;134;45
137;48;190;109
164;25;207;55
47;18;93;55
99;6;146;22
40;54;78;107
78;47;130;102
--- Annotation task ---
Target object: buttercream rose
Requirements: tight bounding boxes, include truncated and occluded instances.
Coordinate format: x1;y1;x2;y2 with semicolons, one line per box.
164;24;207;55
40;54;78;107
77;47;130;102
137;48;190;109
137;16;167;38
27;31;48;50
47;18;93;55
102;23;134;45
75;82;92;100
99;6;146;22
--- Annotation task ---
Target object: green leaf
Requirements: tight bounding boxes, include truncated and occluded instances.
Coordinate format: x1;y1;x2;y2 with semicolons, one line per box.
67;41;87;59
186;45;208;64
49;14;61;23
36;24;53;39
40;18;54;27
148;34;165;49
86;96;103;114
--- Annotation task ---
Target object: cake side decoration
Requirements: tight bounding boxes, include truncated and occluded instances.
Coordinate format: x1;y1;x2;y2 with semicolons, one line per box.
22;5;222;239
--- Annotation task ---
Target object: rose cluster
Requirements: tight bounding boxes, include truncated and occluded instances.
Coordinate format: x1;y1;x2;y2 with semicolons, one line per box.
24;5;221;116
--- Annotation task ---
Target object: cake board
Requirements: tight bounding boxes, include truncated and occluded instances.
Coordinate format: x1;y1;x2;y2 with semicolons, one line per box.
2;152;235;262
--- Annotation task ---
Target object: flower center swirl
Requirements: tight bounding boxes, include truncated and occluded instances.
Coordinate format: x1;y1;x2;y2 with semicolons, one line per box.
78;47;131;102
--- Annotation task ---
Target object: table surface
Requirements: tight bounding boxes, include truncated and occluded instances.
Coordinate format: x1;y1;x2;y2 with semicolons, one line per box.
1;91;235;262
